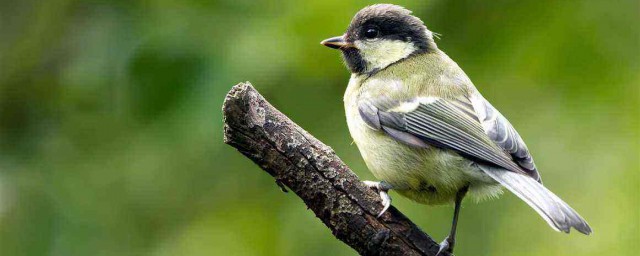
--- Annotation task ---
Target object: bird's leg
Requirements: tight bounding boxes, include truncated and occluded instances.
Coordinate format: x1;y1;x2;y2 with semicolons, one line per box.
437;185;469;256
363;180;393;217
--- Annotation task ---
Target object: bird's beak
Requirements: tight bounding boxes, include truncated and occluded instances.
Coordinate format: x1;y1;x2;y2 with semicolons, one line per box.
321;35;352;49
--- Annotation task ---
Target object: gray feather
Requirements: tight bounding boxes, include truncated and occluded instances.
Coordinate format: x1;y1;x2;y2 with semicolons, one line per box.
368;98;529;177
471;94;540;181
382;126;429;148
477;164;592;235
358;100;429;148
358;101;382;130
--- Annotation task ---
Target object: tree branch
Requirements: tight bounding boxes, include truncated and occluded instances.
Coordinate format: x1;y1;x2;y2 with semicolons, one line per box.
222;82;446;256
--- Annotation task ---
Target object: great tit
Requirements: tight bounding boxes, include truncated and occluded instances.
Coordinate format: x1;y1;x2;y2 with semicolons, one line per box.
321;4;591;255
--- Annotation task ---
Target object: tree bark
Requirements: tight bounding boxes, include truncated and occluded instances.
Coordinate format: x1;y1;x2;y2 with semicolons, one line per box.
222;82;447;256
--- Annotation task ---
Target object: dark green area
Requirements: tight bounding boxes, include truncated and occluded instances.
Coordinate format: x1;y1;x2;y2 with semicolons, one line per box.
0;1;638;255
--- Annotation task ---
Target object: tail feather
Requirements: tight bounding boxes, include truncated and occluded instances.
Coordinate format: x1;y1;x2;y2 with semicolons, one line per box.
478;164;592;235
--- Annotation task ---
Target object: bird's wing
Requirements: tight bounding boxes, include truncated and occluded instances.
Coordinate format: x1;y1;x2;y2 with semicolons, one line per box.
358;95;531;177
358;94;592;234
468;92;541;182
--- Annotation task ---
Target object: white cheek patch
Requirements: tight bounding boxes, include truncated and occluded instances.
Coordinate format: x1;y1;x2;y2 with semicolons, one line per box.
354;39;417;72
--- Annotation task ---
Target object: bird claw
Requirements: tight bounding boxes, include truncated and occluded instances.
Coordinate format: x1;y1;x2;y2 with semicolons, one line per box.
378;190;391;217
436;236;453;256
363;180;393;217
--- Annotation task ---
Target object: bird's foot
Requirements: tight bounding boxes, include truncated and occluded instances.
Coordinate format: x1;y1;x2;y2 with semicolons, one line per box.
363;180;392;217
436;236;454;256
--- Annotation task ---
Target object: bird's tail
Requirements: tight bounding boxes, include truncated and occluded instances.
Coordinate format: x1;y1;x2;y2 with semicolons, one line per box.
478;164;592;235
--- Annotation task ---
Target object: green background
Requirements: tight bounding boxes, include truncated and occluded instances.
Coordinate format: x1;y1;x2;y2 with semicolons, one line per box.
1;0;638;255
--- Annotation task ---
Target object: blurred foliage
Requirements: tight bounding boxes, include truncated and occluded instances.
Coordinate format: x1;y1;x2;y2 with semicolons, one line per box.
0;0;638;255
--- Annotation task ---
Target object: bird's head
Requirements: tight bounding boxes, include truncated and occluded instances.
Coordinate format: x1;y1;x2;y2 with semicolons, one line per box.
322;4;437;75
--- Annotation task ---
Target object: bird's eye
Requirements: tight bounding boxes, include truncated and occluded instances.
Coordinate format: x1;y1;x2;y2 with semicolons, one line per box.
364;28;379;39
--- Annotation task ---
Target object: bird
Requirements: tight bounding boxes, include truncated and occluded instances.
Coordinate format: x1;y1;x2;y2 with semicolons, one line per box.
320;4;591;255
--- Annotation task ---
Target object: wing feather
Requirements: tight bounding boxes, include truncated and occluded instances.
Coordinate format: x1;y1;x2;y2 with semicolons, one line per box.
358;94;540;181
360;97;527;176
470;93;540;181
356;93;589;234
